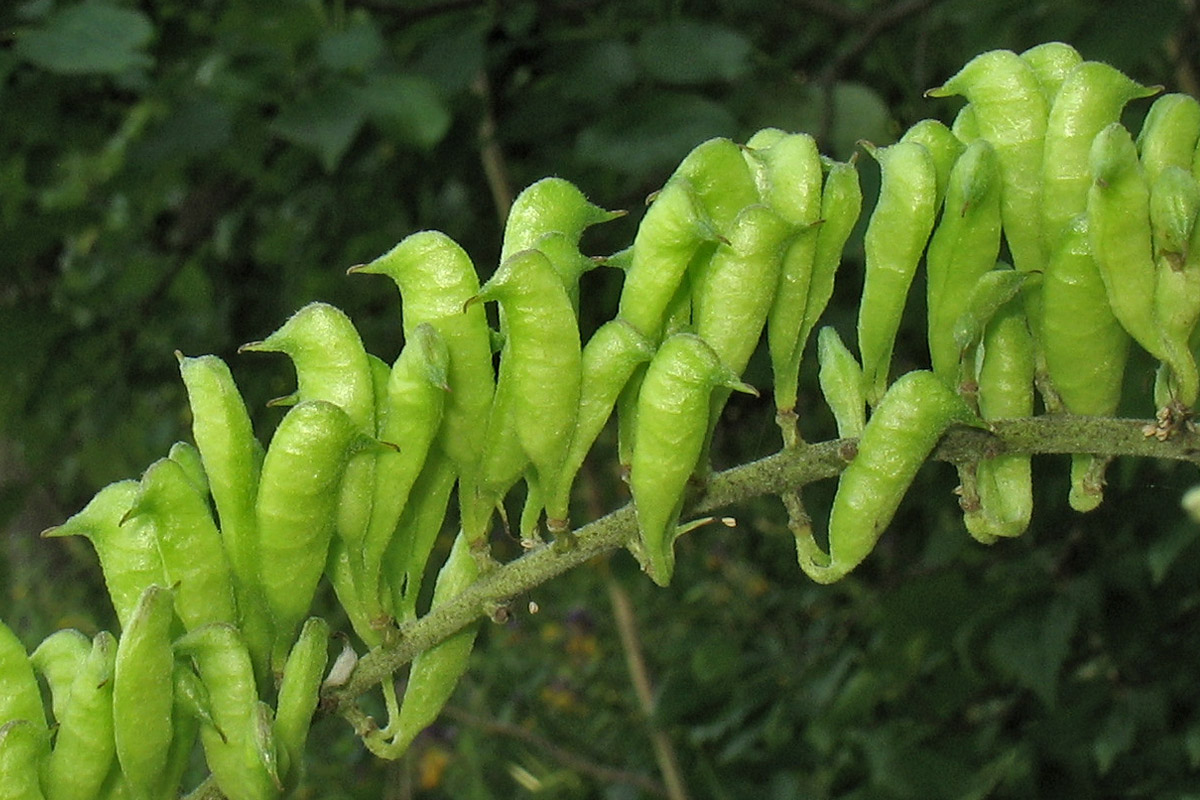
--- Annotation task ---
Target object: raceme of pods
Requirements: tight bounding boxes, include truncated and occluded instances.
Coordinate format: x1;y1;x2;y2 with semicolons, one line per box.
10;42;1199;795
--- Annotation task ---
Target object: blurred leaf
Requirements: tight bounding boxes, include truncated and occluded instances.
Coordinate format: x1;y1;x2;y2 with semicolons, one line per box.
575;92;738;177
357;73;451;151
1144;518;1197;584
318;16;385;73
1093;700;1135;775
636;19;753;85
271;85;366;171
15;0;154;75
986;596;1078;708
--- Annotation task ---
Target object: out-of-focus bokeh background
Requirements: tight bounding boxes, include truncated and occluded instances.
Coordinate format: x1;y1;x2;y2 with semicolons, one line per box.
4;1;1200;797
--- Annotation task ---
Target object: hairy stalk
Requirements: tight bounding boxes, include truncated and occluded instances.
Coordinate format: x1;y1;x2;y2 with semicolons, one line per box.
329;415;1200;710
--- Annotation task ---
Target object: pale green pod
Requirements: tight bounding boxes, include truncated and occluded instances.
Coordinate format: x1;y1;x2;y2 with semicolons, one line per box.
350;230;496;546
42;631;118;800
476;249;582;535
1151;167;1200;407
1041;60;1158;253
255;400;373;664
499;178;621;312
125;457;238;632
670;136;760;229
1138;93;1200;183
176;352;272;681
817;326;866;439
901;118;966;207
928;49;1049;279
385;451;459;623
112;585;175;800
360;323;449;627
617;178;721;342
174;623;280;800
28;628;89;724
43;480;163;632
167;440;208;496
1087;121;1169;363
546;319;656;528
274;617;329;791
951;267;1029;359
1041;214;1130;511
964;299;1035;542
1018;41;1082;101
798;371;979;584
0;720;49;800
629;334;754;586
773;158;863;417
499;176;621;262
856;140;939;406
0;620;47;746
240;302;378;585
926;138;1003;387
951;104;980;143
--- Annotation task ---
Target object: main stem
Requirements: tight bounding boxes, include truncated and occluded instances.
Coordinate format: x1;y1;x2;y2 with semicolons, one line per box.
328;415;1200;715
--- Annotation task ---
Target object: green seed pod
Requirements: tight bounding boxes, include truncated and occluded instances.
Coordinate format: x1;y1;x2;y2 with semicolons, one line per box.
926;138;1003;387
617;178;721;342
817;326;866;439
360;323;449;628
43;480;163;632
112;585;175;800
28;628;89;724
927;49;1049;279
384;452;459;624
1138;93;1200;183
241;303;378;581
692;203;793;467
1151;167;1200;407
0;720;48;800
1150;165;1200;267
274;617;329;791
544;319;656;526
900;118;967;207
125;457;238;631
797;371;979;583
167;440;208;496
371;532;479;759
1019;41;1083;101
629;334;755;586
476;249;582;536
856;140;940;406
1041;214;1131;511
1041;60;1158;253
499;177;621;311
176;352;272;679
174;623;280;800
1087;121;1169;362
774;158;863;417
951;104;980;143
742;131;825;419
41;631;118;800
964;299;1035;541
0;619;47;736
672;136;760;229
172;659;220;733
951;266;1029;359
256;400;373;665
350;231;496;553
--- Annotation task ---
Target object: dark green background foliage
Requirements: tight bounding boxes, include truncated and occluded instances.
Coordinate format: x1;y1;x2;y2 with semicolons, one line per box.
4;0;1200;797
